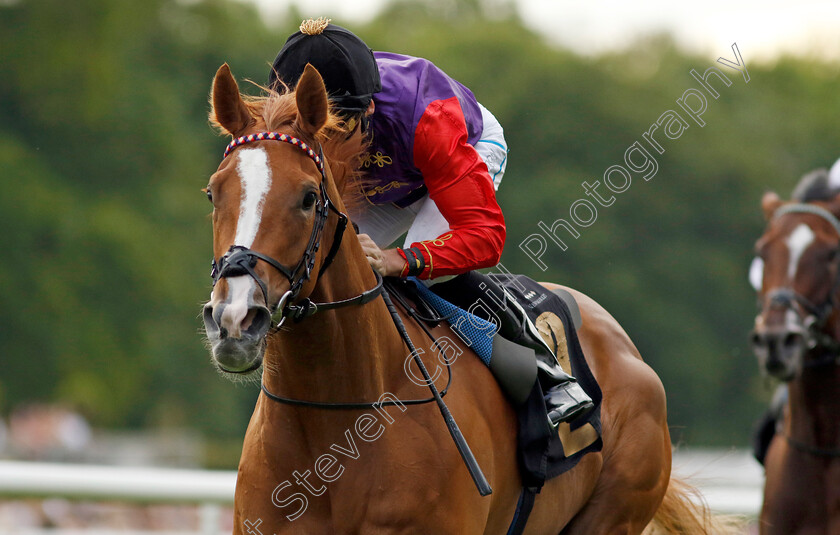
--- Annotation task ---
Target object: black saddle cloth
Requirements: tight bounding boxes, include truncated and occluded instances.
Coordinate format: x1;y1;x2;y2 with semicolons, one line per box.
393;273;603;489
489;274;603;488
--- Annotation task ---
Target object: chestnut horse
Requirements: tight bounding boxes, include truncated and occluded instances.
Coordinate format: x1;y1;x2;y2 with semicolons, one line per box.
750;189;840;534
201;63;727;534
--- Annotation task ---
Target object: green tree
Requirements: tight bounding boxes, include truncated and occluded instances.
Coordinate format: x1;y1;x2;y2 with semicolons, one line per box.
2;0;838;465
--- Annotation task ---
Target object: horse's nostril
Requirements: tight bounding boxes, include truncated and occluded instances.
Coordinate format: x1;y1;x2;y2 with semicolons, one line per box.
244;306;271;338
241;308;258;332
750;331;762;347
203;303;221;339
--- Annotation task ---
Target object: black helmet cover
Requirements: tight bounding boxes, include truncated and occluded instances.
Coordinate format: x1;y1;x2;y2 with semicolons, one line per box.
268;18;381;114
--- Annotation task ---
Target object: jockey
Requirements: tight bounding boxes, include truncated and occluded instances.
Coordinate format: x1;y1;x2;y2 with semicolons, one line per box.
268;19;592;424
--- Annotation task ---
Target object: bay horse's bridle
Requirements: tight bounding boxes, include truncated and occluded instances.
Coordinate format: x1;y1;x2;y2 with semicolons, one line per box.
210;132;382;329
762;202;840;458
762;202;840;365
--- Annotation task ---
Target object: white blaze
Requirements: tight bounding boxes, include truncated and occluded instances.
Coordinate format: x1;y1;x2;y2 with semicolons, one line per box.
234;148;272;248
219;147;272;332
220;277;254;337
786;223;815;280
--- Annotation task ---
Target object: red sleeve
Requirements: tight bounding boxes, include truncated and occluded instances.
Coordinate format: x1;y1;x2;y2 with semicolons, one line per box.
409;97;506;279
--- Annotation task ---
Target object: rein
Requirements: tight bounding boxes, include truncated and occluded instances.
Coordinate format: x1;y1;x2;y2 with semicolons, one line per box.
259;279;459;410
212;132;379;328
260;290;453;409
803;352;840;369
785;434;840;458
216;131;492;495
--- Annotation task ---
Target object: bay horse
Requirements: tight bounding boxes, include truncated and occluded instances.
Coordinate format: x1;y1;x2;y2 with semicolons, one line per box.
750;187;840;534
201;62;731;534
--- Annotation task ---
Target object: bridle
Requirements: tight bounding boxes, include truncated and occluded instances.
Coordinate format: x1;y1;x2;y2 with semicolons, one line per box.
210;133;491;493
210;132;382;329
759;203;840;362
761;203;840;456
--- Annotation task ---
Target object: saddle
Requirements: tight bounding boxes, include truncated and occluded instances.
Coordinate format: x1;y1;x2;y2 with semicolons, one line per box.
386;273;603;489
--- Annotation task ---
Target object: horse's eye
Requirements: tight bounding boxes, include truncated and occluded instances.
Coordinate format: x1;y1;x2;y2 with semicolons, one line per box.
302;191;318;210
203;187;213;204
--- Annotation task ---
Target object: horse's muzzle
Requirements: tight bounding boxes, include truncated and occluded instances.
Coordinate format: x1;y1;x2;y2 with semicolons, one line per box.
750;326;805;380
203;302;271;373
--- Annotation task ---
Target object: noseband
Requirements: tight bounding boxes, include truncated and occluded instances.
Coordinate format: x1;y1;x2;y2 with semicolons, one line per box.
211;132;382;328
762;203;840;362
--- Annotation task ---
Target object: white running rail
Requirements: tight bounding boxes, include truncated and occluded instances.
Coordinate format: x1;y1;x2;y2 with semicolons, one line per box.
0;448;764;533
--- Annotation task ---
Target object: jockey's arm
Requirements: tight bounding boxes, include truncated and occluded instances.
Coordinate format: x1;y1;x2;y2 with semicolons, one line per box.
364;97;506;279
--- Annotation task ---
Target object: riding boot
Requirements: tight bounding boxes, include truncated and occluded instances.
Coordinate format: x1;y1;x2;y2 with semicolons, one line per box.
429;271;594;425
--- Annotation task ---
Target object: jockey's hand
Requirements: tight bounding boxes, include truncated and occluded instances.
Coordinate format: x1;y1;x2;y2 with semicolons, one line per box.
358;233;407;277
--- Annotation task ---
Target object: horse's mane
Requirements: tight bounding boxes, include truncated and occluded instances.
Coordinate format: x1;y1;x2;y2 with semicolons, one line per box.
229;86;370;212
791;167;840;202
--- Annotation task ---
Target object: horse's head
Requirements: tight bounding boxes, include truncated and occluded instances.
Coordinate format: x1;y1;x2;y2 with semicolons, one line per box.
749;190;840;380
201;63;343;377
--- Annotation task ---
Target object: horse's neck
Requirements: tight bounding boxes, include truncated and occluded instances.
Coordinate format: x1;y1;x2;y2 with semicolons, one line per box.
261;232;407;413
788;350;840;447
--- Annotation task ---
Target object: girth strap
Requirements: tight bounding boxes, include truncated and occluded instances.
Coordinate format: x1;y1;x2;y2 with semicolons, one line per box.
506;487;538;535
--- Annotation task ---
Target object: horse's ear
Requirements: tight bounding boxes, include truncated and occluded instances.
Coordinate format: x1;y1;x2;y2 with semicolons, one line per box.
211;63;254;136
295;64;329;136
762;191;784;221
